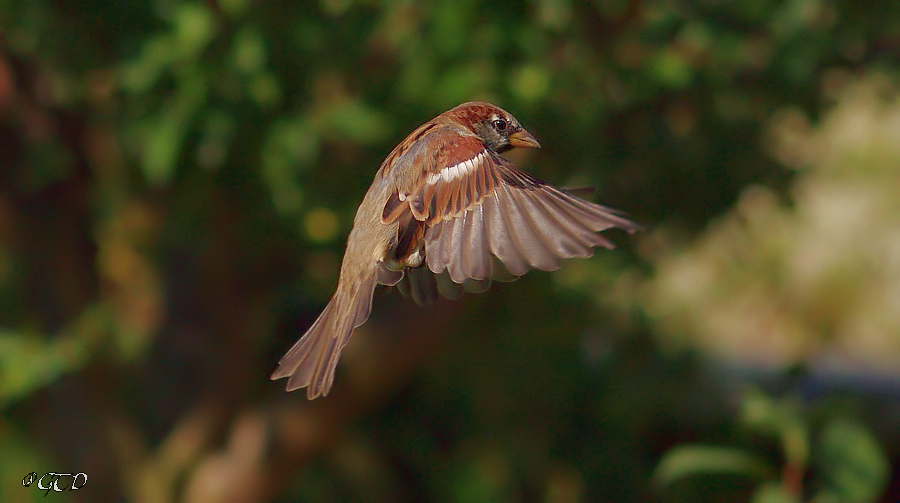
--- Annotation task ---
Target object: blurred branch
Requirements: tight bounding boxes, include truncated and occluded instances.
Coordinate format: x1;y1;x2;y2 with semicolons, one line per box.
108;400;225;503
183;299;459;502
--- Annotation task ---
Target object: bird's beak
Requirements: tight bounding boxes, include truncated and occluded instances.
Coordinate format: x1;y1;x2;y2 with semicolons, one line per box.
508;129;541;149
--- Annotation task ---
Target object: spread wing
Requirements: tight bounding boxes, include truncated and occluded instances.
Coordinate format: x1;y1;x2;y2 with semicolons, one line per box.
383;133;640;288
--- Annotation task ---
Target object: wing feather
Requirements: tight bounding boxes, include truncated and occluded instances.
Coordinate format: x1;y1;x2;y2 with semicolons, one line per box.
382;129;638;297
510;189;592;258
499;183;560;271
446;212;468;283
463;204;491;280
483;192;530;276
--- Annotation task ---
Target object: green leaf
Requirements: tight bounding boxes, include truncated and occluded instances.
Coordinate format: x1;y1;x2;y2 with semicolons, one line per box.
0;306;110;407
815;418;890;503
647;47;694;89
740;388;809;469
654;444;773;487
0;329;66;405
511;63;551;103
231;27;267;75
138;70;206;186
752;482;800;503
326;100;391;145
451;450;511;503
172;3;217;59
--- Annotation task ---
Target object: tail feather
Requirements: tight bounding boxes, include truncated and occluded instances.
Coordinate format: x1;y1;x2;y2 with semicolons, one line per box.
271;272;377;399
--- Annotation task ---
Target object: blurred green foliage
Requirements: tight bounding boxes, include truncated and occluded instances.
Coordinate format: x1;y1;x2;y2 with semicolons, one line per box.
0;0;898;502
656;388;890;502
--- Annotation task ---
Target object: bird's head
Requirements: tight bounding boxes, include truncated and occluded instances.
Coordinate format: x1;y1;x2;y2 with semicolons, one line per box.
446;101;541;153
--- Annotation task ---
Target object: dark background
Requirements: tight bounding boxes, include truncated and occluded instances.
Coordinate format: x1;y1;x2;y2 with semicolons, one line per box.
1;1;898;502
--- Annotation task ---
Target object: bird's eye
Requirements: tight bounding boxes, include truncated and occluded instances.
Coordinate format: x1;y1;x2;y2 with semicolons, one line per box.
492;118;508;131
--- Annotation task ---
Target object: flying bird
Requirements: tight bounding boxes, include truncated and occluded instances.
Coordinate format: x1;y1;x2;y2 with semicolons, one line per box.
271;102;640;398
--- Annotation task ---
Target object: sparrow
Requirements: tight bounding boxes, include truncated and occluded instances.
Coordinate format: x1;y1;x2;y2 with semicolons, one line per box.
271;102;640;398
